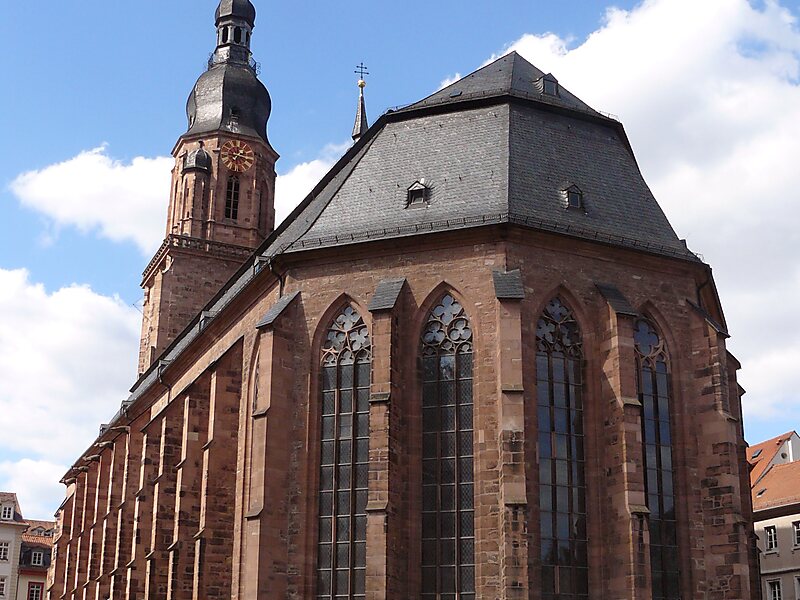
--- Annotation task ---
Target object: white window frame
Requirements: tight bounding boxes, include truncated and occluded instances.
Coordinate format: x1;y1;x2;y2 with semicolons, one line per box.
765;525;779;552
31;550;44;566
793;521;800;548
0;506;11;520
767;578;782;600
0;541;9;561
27;583;43;600
0;576;6;597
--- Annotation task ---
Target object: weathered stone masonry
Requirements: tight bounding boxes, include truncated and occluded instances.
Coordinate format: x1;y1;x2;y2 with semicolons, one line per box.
49;1;758;598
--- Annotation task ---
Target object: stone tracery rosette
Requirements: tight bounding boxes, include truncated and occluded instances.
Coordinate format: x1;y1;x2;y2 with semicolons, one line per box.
322;305;371;367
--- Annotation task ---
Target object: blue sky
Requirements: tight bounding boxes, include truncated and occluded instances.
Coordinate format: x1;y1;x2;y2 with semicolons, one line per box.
0;0;641;300
2;0;800;519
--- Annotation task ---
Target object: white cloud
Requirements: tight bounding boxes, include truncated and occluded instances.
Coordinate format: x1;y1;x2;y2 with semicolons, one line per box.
492;0;800;432
0;460;69;521
438;72;463;90
0;268;140;518
9;142;352;250
274;142;350;225
10;146;173;255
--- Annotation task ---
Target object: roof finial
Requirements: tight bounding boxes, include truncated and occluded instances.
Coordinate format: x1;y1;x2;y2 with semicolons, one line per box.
352;63;369;141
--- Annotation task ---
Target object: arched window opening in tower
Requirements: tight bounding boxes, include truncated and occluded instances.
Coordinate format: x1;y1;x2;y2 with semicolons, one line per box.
225;176;240;220
222;27;229;44
234;27;242;44
316;305;371;599
421;294;475;599
634;318;680;600
535;297;588;599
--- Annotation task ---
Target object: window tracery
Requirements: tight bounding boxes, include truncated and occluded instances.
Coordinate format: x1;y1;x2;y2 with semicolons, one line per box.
634;318;679;600
421;294;475;600
316;305;371;600
536;297;588;599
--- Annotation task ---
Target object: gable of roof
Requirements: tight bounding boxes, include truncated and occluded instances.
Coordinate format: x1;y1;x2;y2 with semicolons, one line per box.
747;431;797;486
404;52;599;117
0;491;25;522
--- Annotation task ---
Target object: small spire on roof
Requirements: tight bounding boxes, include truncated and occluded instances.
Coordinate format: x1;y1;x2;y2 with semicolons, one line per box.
352;62;369;141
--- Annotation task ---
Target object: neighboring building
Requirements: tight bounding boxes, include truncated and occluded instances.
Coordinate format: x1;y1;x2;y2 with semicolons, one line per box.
1;494;27;600
749;432;800;600
0;494;54;600
17;521;54;600
748;431;800;487
49;1;758;599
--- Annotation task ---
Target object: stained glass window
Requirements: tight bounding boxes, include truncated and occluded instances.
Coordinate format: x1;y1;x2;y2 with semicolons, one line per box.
317;306;371;600
634;318;679;600
421;295;475;600
536;298;588;600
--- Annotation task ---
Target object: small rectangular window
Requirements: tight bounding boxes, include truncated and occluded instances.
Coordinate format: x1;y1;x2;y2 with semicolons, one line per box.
32;551;44;566
225;176;240;221
793;521;800;547
765;525;778;551
0;506;11;520
0;541;9;561
28;583;43;600
768;579;782;600
0;576;6;597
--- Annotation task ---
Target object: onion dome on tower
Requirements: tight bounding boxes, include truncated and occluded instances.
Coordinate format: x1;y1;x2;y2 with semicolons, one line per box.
185;0;272;144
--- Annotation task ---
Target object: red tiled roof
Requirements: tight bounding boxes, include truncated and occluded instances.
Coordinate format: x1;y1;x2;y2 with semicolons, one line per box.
24;519;56;530
21;519;56;546
21;533;53;546
747;431;795;486
753;460;800;511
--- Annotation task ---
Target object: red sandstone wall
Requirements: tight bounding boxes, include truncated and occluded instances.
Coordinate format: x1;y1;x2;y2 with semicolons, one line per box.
51;229;758;600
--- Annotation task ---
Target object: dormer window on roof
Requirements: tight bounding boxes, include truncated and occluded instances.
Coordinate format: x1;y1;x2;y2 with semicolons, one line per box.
561;184;585;212
406;180;429;207
752;449;763;459
1;505;12;520
540;73;559;97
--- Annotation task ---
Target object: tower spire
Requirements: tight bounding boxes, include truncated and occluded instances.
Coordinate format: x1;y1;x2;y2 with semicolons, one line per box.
352;63;369;141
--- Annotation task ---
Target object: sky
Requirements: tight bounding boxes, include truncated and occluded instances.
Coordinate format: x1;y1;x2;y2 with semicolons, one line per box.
1;0;799;519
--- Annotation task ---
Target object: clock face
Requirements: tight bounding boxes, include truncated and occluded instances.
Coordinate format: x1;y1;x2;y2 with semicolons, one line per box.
220;140;255;173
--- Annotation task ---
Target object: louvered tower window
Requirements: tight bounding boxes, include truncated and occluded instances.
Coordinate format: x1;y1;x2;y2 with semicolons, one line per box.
634;318;679;600
536;298;588;599
421;294;475;600
225;176;240;220
316;306;371;600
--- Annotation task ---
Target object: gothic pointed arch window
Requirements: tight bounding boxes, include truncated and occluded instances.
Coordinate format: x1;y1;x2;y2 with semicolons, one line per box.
634;318;679;600
420;294;475;599
536;298;588;599
316;305;371;600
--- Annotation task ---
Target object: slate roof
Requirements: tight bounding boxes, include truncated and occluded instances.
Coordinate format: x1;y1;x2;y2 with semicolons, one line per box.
595;283;639;317
368;278;406;311
404;52;599;116
75;52;707;468
493;270;525;300
256;52;695;261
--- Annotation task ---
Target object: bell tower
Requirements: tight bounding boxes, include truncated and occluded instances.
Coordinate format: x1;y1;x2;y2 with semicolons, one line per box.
138;0;278;375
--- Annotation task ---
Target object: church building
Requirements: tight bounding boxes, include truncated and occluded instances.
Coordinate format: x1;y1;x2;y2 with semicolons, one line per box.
48;1;759;598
